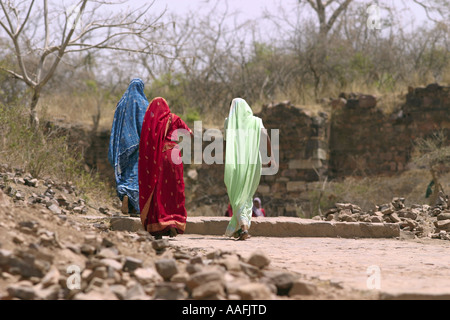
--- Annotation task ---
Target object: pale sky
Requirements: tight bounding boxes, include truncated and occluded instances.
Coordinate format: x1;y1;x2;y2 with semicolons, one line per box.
143;0;430;22
130;0;297;19
123;0;433;34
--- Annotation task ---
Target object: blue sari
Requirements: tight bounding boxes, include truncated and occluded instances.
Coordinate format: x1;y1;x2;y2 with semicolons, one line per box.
108;79;148;213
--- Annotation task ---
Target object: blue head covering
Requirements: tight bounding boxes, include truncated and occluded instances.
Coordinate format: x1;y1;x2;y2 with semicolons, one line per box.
108;78;148;212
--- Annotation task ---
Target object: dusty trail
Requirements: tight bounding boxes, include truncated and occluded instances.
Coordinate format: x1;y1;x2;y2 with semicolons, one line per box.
172;234;450;297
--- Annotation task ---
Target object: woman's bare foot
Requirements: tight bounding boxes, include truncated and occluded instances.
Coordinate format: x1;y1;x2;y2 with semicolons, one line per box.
121;195;129;215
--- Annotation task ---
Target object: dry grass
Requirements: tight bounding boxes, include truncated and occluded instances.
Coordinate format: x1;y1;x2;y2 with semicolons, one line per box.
264;74;450;118
253;81;405;118
36;74;449;130
38;93;116;131
312;169;450;213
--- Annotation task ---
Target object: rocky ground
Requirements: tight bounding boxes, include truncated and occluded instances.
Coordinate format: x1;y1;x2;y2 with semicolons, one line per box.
0;164;448;300
321;196;450;241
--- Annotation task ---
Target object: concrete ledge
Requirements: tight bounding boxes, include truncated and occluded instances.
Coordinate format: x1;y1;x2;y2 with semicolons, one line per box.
108;216;400;238
110;216;144;232
380;292;450;300
188;217;400;238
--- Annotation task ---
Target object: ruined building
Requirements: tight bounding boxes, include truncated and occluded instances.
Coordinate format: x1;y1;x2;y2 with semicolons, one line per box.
72;83;450;217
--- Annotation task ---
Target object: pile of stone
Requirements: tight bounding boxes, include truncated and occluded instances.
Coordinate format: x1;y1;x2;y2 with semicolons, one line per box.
329;93;378;110
4;184;89;215
323;203;365;223
429;194;450;241
323;197;449;240
1;228;318;300
0;166;110;216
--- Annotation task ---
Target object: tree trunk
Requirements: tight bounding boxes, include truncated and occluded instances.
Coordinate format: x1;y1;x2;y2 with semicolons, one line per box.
30;89;40;130
92;97;102;134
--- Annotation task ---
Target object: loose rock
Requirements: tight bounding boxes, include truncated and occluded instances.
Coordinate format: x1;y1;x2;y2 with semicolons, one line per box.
289;280;318;297
236;283;273;300
192;281;225;300
123;257;143;272
155;259;179;281
247;250;271;269
7;284;36;300
133;268;163;285
152;239;170;252
264;271;296;296
155;283;187;300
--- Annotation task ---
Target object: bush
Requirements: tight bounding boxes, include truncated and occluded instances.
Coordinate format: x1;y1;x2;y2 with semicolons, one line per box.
0;103;113;203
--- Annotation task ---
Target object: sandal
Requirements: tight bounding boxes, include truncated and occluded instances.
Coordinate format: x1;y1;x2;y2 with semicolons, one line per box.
233;229;242;239
169;227;178;238
238;230;250;241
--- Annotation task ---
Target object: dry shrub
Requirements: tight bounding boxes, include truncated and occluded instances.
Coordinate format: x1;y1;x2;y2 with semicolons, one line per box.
38;92;116;131
0;103;114;203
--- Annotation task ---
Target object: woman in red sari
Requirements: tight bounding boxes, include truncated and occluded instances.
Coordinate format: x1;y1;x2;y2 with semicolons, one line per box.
138;98;192;239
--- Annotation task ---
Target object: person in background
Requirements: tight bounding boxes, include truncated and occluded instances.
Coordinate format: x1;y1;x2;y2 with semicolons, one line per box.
225;203;233;217
226;198;266;218
108;78;148;217
138;97;193;239
252;197;266;217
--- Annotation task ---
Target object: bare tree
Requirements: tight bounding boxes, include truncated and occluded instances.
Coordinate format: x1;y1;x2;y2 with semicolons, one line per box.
410;0;450;22
0;0;164;128
299;0;353;38
140;1;260;119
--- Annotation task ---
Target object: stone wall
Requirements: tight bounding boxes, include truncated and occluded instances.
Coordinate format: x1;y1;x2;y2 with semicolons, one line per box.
329;83;450;177
60;83;450;218
84;129;115;186
254;102;329;216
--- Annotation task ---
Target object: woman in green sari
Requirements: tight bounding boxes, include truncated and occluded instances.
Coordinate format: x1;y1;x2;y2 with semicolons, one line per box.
224;98;267;241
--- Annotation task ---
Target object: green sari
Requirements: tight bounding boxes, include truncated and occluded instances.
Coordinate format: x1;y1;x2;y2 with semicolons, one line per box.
224;98;263;237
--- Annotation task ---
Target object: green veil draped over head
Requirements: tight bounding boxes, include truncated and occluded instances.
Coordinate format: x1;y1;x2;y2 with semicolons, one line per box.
224;98;263;237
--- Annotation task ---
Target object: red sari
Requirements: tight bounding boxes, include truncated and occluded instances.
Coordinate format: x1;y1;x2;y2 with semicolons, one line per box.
139;98;192;237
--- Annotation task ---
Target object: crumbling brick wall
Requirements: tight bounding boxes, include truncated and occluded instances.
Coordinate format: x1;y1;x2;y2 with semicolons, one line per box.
62;83;449;218
254;102;329;216
329;83;450;177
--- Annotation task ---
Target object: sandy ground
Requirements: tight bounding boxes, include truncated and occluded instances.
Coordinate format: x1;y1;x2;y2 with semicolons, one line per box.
171;234;450;297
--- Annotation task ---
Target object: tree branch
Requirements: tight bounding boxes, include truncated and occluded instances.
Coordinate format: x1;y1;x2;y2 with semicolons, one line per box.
412;0;444;23
0;18;13;38
15;0;35;37
0;66;25;81
0;0;15;33
305;0;318;12
326;0;352;33
38;0;89;89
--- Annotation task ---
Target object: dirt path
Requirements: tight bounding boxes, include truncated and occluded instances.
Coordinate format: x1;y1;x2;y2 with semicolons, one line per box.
172;234;450;297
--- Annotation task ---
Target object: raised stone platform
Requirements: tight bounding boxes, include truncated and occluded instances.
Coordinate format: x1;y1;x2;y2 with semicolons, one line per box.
108;216;400;238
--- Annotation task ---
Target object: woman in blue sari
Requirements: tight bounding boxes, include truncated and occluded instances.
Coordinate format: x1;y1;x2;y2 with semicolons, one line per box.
108;79;148;216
